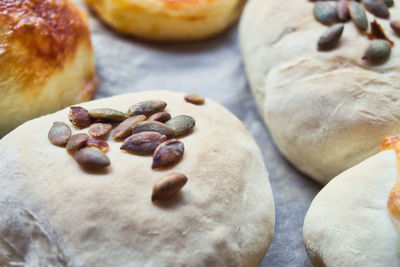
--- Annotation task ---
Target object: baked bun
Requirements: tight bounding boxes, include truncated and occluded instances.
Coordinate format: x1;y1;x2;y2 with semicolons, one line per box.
303;135;400;266
0;91;274;266
0;0;96;137
85;0;245;41
240;0;400;184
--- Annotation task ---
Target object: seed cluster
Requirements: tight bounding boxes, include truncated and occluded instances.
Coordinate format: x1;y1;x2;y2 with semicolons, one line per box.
311;0;398;64
48;94;206;202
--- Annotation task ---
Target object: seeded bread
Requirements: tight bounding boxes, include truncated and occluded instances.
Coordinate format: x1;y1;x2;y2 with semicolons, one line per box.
303;150;399;266
0;91;274;266
85;0;246;41
0;0;96;138
240;0;400;184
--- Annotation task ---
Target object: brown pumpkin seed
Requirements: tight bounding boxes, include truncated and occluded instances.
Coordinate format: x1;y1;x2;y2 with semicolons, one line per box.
74;147;110;169
184;94;205;105
165;115;196;136
362;40;391;63
349;2;368;31
337;0;350;21
112;115;147;140
151;172;188;202
383;0;393;7
318;24;345;50
68;106;92;128
88;123;112;138
367;20;394;45
133;121;175;139
86;139;109;153
66;133;89;154
121;132;167;154
390;21;400;35
362;0;389;18
152;139;184;169
314;2;337;25
127;100;167;117
48;122;71;146
88;108;128;122
148;112;171;123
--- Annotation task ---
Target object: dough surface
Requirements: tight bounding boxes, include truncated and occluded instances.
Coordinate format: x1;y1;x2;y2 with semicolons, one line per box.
0;91;274;266
240;0;400;183
303;150;399;267
85;0;245;41
0;0;96;137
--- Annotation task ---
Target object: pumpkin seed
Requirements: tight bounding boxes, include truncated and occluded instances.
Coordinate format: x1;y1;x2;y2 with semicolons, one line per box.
68;106;92;128
318;24;345;50
127;100;167;117
349;2;368;31
383;0;393;7
112;115;147;140
152;139;184;169
66;133;89;154
337;0;350;21
121;132;167;154
363;0;389;18
362;40;391;63
48;122;71;146
74;147;110;169
184;94;205;105
86;139;109;153
88;108;128;122
88;123;112;138
165;115;195;136
133;121;175;139
367;20;393;45
148;112;171;123
390;21;400;35
314;2;337;25
151;173;188;202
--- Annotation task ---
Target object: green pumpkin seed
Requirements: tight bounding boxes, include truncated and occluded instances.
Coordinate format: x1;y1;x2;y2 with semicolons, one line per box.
152;139;184;169
68;106;92;128
88;123;112;138
362;40;391;63
74;147;110;169
165;115;195;136
152;172;188;202
383;0;393;7
112;115;147;140
314;2;337;25
127;100;167;117
121;132;167;154
86;139;109;153
337;0;350;21
184;94;205;105
390;21;400;35
363;0;389;18
88;108;128;122
133;121;175;139
48;122;71;146
66;133;89;154
148;112;171;123
349;2;368;31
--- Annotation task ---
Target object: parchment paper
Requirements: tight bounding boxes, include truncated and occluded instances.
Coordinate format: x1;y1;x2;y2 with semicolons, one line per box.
75;1;322;266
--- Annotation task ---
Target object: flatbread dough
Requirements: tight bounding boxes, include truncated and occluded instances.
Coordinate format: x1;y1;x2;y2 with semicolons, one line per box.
240;0;400;184
303;150;399;267
0;91;274;266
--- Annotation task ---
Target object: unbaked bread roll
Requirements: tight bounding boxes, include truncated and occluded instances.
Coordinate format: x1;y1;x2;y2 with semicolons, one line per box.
0;91;274;266
303;135;400;266
85;0;245;41
240;0;400;184
0;0;96;137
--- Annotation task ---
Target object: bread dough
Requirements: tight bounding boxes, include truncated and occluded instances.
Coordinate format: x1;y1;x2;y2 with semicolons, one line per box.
0;0;96;137
85;0;246;41
0;91;274;266
303;150;399;266
240;0;400;183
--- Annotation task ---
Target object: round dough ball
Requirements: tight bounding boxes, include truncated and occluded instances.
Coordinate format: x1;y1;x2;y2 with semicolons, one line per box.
0;91;274;266
0;0;96;137
303;150;399;266
85;0;246;41
240;0;400;183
